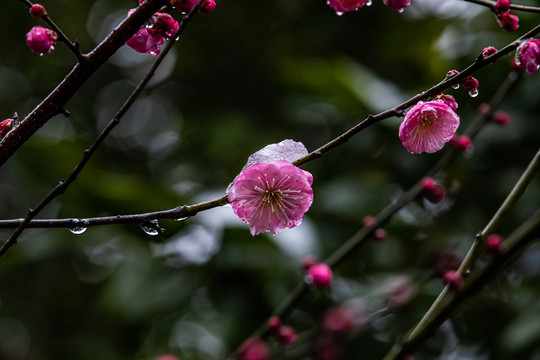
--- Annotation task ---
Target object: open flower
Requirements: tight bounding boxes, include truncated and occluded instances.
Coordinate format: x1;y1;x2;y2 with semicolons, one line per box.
126;28;166;55
399;101;460;154
228;160;313;236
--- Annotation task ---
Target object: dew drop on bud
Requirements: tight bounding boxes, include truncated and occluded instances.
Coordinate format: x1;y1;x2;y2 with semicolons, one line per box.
398;8;404;13
336;11;344;16
452;84;460;89
69;219;89;235
366;0;373;6
140;219;161;236
468;89;479;97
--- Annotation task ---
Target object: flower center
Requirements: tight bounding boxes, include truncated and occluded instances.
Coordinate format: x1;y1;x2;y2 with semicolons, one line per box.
418;107;437;131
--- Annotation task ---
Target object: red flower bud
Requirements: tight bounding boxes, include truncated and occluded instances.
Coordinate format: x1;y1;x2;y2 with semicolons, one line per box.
421;177;445;204
443;270;463;290
305;263;333;288
30;4;46;18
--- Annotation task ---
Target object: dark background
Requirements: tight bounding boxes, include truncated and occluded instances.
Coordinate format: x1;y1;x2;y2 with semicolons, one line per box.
0;0;539;359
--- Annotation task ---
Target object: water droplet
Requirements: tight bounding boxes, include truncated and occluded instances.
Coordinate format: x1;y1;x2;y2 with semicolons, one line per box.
175;217;188;222
366;0;373;6
140;219;162;236
336;11;344;16
39;53;44;57
452;84;460;89
69;219;89;235
398;8;404;13
468;89;479;97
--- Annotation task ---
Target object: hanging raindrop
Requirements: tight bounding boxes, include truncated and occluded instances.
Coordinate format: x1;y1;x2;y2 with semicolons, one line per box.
398;8;404;13
140;219;162;236
468;89;479;97
175;217;188;222
366;0;373;6
452;84;460;89
69;219;89;235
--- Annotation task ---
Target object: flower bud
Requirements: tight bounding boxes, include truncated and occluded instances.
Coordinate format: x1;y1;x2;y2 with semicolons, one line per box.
449;135;473;153
515;38;540;75
362;215;377;228
383;0;412;12
152;13;179;39
421;177;445;204
435;94;458;111
155;355;180;360
0;119;14;138
30;4;46;18
26;26;57;55
485;234;505;256
494;0;511;13
305;263;333;288
277;325;297;345
477;103;491;116
323;306;353;333
462;76;479;92
240;339;270;360
199;0;217;13
445;69;460;79
373;228;387;242
443;270;463;290
496;12;519;31
267;316;282;334
492;110;511;126
481;46;498;59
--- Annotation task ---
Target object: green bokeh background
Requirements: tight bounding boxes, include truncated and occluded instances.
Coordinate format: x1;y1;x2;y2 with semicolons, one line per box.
0;0;539;359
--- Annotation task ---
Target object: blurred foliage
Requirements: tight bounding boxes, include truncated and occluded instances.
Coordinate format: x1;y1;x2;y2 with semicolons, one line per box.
0;0;539;359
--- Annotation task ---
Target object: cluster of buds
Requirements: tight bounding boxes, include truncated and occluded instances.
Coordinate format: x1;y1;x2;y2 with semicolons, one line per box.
127;0;216;55
301;256;333;289
494;0;519;31
267;317;298;345
446;70;479;97
126;9;179;55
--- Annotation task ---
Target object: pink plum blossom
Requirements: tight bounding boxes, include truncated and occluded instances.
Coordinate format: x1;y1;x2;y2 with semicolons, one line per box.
26;26;57;55
126;28;166;55
516;38;540;74
327;0;368;15
399;101;460;154
0;119;14;138
228;160;313;236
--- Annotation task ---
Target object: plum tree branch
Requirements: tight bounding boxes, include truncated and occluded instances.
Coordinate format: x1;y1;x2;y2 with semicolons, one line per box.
0;0;168;167
0;1;205;258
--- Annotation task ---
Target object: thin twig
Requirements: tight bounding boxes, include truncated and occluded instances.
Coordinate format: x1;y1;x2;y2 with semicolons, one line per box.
464;0;540;14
